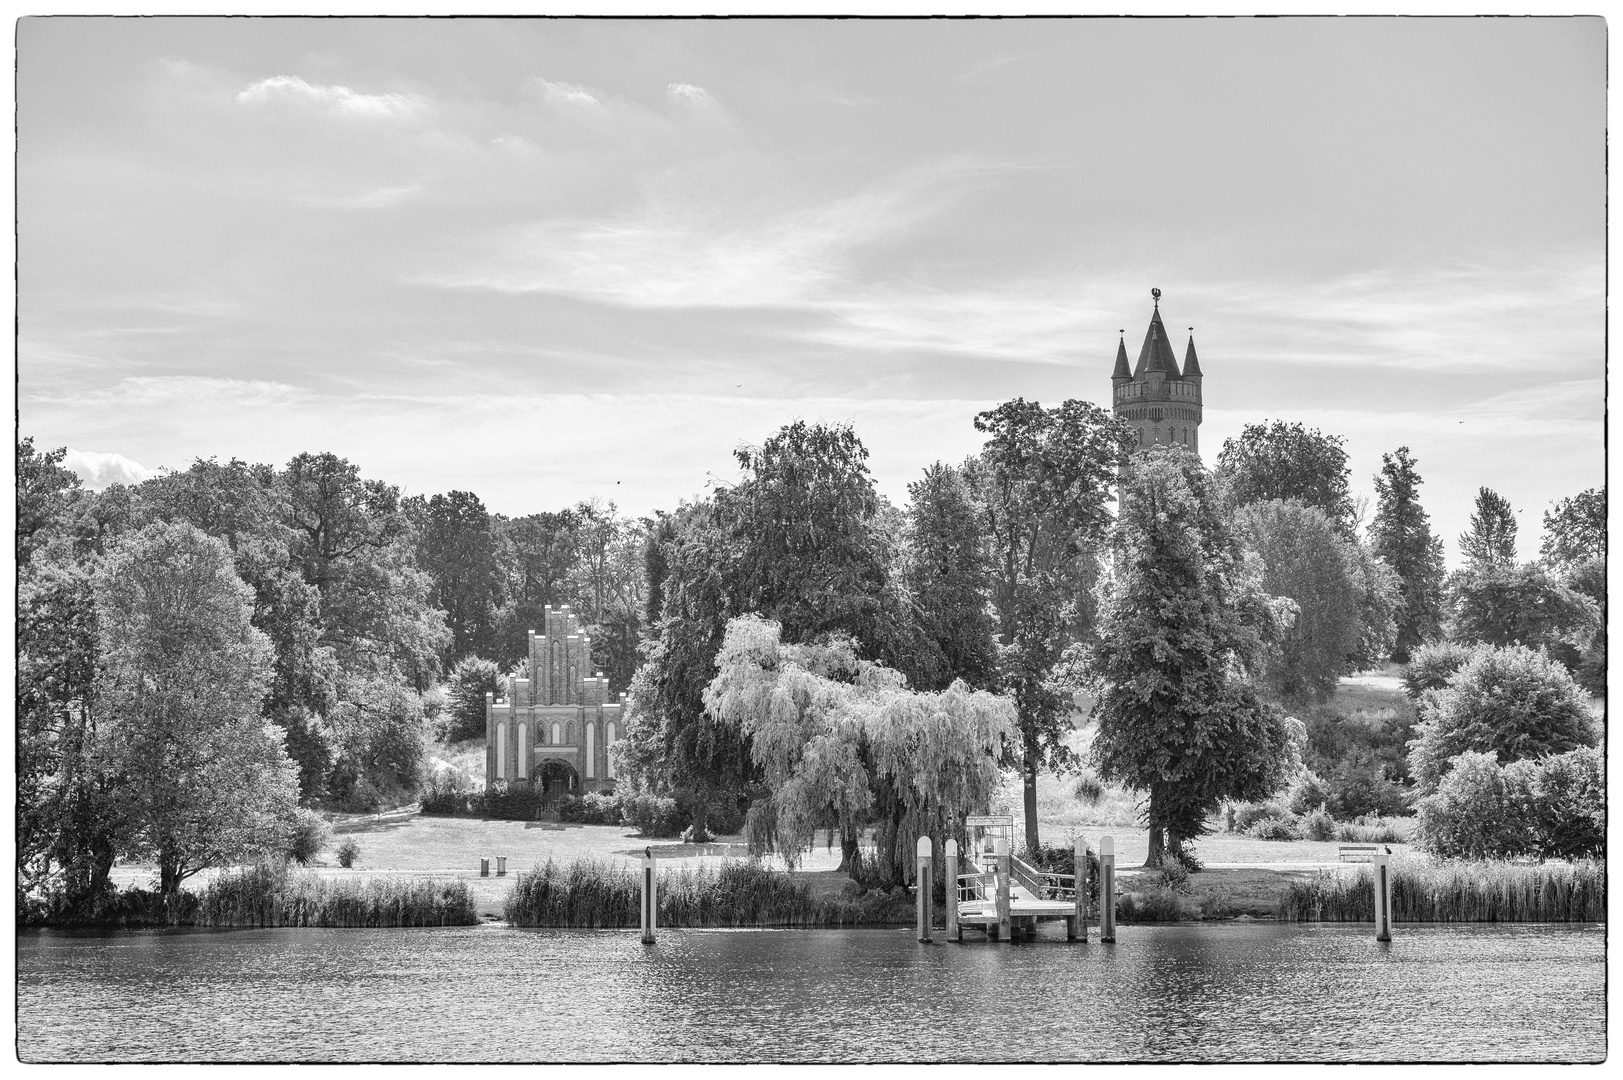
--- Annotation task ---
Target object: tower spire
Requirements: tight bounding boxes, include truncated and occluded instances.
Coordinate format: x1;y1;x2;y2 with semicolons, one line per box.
1184;328;1203;378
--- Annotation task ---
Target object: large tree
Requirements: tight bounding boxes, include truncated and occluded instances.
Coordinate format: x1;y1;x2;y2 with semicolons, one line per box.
1367;446;1446;662
409;490;503;664
92;522;300;895
1459;486;1518;568
1215;421;1356;533
1540;487;1605;570
898;461;997;693
965;398;1135;850
1444;562;1599;655
1088;446;1302;868
702;615;1014;888
1232;499;1364;704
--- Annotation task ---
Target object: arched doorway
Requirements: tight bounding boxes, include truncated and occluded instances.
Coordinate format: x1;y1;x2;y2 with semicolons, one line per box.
537;759;579;809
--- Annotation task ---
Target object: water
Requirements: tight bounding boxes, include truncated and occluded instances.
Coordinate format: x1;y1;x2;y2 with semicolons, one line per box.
17;922;1605;1062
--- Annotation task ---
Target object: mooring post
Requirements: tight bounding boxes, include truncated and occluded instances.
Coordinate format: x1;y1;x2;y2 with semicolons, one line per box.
1373;850;1392;942
916;836;933;943
479;856;489;878
995;838;1012;943
1070;835;1088;943
1100;835;1116;943
496;855;507;877
944;838;960;942
640;846;657;945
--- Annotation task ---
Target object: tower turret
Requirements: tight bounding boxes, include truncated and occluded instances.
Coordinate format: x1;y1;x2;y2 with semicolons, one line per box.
1111;288;1203;456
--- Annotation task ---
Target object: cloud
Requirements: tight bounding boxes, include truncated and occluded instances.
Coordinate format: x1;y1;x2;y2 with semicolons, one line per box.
62;449;157;489
235;75;423;119
297;184;424;210
532;79;600;107
666;82;711;104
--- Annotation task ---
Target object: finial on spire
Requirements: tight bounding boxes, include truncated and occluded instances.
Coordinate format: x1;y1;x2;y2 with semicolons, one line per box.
1151;287;1161;306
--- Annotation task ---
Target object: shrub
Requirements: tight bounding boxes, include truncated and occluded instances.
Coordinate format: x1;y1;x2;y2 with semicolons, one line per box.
284;808;332;866
1286;771;1332;815
1324;758;1410;820
1301;805;1337;842
1233;801;1289;832
485;782;550;822
1418;745;1604;861
1073;773;1105;805
1408;645;1597;797
621;792;689;838
1335;816;1408;845
556;791;621;825
419;772;478;816
1025;839;1102;905
1512;746;1604;860
1247;815;1303;842
1156;862;1191;891
336;837;361;868
1402;640;1480;699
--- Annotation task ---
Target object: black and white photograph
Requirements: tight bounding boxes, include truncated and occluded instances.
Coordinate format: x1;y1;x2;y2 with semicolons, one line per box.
13;12;1607;1065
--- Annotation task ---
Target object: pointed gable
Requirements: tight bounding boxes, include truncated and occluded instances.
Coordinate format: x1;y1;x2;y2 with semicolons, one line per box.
1133;306;1182;379
1183;332;1203;378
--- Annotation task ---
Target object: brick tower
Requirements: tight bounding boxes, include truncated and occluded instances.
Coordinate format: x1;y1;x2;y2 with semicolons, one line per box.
1111;288;1203;455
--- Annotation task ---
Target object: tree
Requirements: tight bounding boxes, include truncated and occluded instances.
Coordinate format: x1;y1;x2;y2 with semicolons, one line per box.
1444;563;1599;654
1406;645;1597;797
1088;446;1303;867
492;509;581;667
446;656;500;742
898;462;996;692
965;398;1135;850
1540;488;1605;571
92;522;299;895
410;490;502;664
1367;446;1446;662
702;615;1014;887
1458;486;1518;568
16;437;84;566
1232;500;1363;703
1414;747;1604;861
1214;421;1355;533
1344;540;1403;671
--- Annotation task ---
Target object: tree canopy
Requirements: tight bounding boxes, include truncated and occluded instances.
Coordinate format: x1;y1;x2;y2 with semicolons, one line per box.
702;615;1014;887
1088;446;1303;867
1540;487;1605;571
1215;421;1356;533
1458;486;1518;569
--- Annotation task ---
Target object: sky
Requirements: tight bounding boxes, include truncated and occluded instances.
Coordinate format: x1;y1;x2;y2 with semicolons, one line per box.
17;16;1605;567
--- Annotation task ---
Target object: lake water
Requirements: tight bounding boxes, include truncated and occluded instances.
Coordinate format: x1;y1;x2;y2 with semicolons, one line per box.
17;922;1605;1063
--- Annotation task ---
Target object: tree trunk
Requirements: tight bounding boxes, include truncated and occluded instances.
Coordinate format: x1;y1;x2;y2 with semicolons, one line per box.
1144;789;1166;867
1022;747;1040;855
159;855;184;897
836;825;861;876
688;801;711;844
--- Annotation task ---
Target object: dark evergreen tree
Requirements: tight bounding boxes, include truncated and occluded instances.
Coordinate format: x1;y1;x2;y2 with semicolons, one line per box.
410;490;503;664
899;461;996;692
1459;486;1518;568
1367;446;1446;662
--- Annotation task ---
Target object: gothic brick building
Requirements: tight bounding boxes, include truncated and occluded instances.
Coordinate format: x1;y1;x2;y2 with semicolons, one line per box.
1112;289;1203;455
484;605;624;797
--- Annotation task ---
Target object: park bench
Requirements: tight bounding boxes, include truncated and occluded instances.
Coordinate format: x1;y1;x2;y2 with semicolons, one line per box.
1338;844;1381;863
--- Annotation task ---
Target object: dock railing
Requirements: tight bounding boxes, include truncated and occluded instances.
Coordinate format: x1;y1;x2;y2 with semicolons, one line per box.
955;870;997;906
1010;853;1077;902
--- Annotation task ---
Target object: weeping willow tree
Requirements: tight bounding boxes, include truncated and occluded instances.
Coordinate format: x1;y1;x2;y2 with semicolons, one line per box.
703;615;1015;889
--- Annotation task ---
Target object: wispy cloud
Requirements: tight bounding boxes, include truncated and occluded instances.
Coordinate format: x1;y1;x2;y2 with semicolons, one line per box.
62;449;157;489
297;184;424;210
532;78;600;107
235;75;424;119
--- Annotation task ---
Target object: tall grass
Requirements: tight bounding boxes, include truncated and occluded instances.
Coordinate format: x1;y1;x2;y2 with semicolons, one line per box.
190;865;480;927
504;858;912;928
1278;859;1605;923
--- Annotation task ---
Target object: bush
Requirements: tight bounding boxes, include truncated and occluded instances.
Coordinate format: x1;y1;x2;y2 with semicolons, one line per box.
1300;805;1337;842
1247;815;1304;842
1324;757;1410;820
1024;839;1102;905
419;772;478;816
336;837;361;868
1073;774;1105;805
557;791;621;825
486;782;550;822
1402;640;1480;699
1408;645;1597;796
1155;862;1190;891
1513;746;1604;861
621;792;689;838
1417;746;1604;861
1335;816;1408;845
1233;801;1289;833
1286;771;1332;816
284;808;332;866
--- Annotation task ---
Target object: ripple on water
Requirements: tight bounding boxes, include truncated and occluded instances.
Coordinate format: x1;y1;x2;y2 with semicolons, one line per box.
16;922;1605;1063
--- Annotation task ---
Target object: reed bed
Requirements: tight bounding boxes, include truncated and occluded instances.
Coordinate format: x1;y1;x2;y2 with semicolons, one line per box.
1278;858;1605;923
191;865;481;928
504;858;912;928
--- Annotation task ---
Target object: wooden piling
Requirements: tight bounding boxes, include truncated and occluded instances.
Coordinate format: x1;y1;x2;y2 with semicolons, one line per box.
916;836;933;943
1100;834;1116;943
1070;835;1088;942
640;846;657;945
1373;850;1392;942
995;838;1012;943
944;838;960;942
